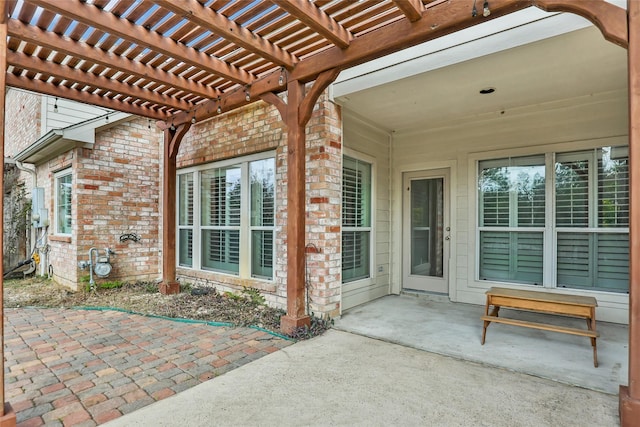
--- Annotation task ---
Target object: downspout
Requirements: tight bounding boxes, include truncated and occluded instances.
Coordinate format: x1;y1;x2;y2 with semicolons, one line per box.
14;161;49;277
14;160;36;186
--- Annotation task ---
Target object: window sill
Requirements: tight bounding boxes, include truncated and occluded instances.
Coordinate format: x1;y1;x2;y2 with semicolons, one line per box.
49;235;72;243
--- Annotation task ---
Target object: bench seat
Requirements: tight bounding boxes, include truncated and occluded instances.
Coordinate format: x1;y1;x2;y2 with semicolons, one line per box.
481;287;599;367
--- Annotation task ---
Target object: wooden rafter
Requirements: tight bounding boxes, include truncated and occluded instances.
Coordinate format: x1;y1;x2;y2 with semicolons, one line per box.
7;19;220;101
5;73;170;120
7;51;192;111
392;0;425;22
156;0;297;69
25;0;253;85
271;0;353;49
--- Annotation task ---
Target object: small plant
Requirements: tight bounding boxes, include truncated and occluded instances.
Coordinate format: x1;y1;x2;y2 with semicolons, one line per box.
241;287;266;306
83;279;123;292
144;282;158;293
224;291;243;301
180;282;192;293
98;280;123;290
287;313;334;340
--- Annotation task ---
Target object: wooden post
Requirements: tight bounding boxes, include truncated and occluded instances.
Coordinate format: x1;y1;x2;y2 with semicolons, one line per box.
0;0;17;424
620;0;640;424
160;124;190;294
275;70;341;335
279;80;310;334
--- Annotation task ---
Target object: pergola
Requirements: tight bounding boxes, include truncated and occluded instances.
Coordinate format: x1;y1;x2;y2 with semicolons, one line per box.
0;0;637;425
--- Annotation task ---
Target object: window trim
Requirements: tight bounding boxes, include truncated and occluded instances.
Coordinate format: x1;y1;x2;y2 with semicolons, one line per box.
342;148;376;286
470;137;629;295
176;151;276;281
54;168;73;236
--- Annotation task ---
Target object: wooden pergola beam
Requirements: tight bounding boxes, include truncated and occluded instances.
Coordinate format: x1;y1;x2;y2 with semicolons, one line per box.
7;51;192;111
271;0;353;49
621;1;640;425
533;0;628;48
0;0;16;423
392;0;425;22
156;0;297;69
5;73;170;121
25;0;253;85
7;19;220;101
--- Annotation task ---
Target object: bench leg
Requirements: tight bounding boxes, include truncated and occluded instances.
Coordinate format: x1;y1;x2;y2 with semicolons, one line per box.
587;314;598;368
481;297;500;345
481;319;489;345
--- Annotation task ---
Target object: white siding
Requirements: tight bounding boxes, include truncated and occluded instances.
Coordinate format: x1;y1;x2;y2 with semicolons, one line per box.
42;96;110;134
342;112;391;310
391;89;629;323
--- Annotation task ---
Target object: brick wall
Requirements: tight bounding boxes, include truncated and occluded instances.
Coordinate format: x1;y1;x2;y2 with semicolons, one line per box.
75;117;162;287
5;89;42;160
175;91;343;318
29;117;162;290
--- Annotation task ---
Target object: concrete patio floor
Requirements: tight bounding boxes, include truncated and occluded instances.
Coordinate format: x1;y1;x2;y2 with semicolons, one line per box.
104;294;623;427
334;294;629;395
104;329;619;427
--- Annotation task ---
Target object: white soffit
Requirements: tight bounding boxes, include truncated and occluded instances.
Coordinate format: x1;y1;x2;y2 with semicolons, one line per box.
332;4;622;98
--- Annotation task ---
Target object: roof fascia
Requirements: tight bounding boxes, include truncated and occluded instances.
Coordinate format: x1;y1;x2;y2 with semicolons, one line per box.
12;111;132;163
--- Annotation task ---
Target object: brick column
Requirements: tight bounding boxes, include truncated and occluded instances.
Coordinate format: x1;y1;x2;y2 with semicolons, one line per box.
305;93;343;318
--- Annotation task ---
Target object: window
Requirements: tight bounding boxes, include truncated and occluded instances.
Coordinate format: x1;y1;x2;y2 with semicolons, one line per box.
178;173;194;267
478;156;545;284
555;147;629;292
250;159;275;279
55;169;72;235
342;156;372;283
177;154;275;280
477;146;629;293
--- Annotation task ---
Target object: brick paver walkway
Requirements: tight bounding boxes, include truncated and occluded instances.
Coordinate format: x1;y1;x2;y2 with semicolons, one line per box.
4;308;292;426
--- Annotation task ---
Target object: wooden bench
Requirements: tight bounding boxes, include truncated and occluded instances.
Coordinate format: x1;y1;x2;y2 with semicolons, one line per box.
481;287;599;367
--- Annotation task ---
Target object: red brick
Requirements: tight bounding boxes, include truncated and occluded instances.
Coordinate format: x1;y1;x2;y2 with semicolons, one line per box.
53;394;79;409
123;389;148;403
310;197;329;204
10;399;34;412
94;409;122;424
83;393;107;407
41;383;65;395
62;409;91;426
152;388;175;400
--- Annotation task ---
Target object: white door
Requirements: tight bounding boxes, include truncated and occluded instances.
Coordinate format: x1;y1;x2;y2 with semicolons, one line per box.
402;169;450;294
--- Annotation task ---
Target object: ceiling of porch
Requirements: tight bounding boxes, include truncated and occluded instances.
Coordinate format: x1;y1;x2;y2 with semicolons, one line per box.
333;25;628;133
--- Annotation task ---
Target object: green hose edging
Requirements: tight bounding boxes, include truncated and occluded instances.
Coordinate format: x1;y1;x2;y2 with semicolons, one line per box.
57;305;294;341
